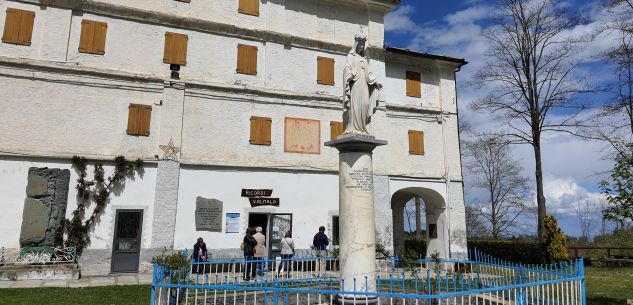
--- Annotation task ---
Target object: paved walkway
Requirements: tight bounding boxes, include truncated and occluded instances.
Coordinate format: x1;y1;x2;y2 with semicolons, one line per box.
0;273;152;288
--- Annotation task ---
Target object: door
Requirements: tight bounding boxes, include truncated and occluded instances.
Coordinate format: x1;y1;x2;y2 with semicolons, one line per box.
111;210;143;273
268;214;292;258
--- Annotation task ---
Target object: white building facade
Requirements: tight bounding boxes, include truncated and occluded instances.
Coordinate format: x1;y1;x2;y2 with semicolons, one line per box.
0;0;468;276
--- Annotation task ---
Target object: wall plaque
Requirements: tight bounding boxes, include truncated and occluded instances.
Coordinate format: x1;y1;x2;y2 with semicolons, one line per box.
195;197;223;232
241;189;273;197
249;198;280;207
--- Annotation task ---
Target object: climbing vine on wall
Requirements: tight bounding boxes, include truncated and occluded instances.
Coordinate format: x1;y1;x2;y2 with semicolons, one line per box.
64;156;144;256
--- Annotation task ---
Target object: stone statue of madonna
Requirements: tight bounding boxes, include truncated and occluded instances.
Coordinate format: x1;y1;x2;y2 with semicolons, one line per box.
343;30;383;135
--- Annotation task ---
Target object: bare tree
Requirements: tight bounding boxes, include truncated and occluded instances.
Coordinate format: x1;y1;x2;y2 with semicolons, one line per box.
465;205;488;238
585;0;633;152
463;135;531;239
575;200;598;241
471;0;593;238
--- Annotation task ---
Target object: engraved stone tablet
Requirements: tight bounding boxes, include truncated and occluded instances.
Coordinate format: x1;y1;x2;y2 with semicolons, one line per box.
195;197;223;232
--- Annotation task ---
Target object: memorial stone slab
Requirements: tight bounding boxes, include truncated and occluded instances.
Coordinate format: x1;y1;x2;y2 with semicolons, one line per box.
195;197;223;232
19;167;71;247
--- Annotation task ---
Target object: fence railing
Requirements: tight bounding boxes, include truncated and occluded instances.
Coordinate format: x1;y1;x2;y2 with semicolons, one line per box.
150;249;586;305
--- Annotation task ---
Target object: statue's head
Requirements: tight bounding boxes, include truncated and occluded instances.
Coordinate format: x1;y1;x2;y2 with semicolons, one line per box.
352;29;367;55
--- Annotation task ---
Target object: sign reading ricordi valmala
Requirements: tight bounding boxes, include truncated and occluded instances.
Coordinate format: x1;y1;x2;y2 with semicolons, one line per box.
241;189;273;197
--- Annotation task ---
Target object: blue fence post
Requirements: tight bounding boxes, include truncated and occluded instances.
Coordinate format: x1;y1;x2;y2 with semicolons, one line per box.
581;257;587;305
150;263;157;305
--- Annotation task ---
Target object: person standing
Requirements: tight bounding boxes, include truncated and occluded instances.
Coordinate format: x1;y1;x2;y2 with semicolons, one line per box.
242;227;257;281
253;226;267;276
192;237;208;274
312;226;329;277
277;230;295;278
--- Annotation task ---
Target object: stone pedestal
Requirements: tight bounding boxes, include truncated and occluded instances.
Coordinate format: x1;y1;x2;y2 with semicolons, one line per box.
325;135;386;305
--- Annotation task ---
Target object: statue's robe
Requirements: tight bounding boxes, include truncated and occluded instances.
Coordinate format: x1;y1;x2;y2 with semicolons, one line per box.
343;52;380;134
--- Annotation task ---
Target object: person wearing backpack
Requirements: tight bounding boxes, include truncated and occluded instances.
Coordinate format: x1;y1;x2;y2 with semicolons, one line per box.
241;227;258;281
277;230;295;278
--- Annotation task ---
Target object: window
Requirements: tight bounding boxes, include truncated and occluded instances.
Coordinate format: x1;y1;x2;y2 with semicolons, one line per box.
317;57;335;85
163;32;188;65
428;224;438;239
408;130;424;155
238;0;260;16
330;121;343;141
127;104;152;136
250;116;271;145
79;20;107;55
406;71;421;98
237;44;258;75
332;215;340;246
2;8;35;46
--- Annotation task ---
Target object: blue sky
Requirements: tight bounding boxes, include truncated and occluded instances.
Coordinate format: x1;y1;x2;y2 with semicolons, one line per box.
384;0;620;237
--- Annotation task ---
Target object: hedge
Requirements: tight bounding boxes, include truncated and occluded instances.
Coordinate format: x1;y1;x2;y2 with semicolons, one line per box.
403;239;549;264
468;240;548;264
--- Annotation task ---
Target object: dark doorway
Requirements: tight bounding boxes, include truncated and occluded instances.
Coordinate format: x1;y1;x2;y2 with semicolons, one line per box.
248;213;268;232
247;213;293;258
111;210;143;273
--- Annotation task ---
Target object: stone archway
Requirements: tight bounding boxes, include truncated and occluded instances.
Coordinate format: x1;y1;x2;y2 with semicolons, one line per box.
391;187;448;258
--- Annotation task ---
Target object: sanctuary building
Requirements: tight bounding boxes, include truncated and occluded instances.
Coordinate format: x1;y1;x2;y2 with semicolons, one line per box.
0;0;468;276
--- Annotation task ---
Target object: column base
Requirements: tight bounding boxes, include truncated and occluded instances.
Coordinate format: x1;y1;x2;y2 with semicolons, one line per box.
336;294;379;305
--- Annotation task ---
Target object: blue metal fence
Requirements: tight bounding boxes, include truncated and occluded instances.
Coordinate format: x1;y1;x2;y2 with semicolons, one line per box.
150;249;586;305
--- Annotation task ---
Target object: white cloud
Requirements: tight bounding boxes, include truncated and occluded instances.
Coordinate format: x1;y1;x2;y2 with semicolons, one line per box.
384;5;417;33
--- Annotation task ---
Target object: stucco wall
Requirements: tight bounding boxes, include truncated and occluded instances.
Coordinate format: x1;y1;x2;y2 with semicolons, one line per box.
175;166;339;251
0;158;157;250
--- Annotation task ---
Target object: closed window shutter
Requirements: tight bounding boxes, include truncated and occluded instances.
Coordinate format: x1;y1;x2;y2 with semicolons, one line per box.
127;104;140;135
2;8;21;44
406;71;421;98
2;8;34;46
408;130;424;155
317;57;335;85
239;0;259;16
138;105;152;136
250;116;271;145
164;32;188;65
93;21;107;55
237;44;257;75
330;121;343;141
78;20;95;53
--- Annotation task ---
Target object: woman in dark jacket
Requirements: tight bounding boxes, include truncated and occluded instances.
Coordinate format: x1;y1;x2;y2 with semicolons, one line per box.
242;227;258;281
192;237;208;274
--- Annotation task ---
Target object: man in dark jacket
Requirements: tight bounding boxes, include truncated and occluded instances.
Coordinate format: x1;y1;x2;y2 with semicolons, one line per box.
312;226;329;277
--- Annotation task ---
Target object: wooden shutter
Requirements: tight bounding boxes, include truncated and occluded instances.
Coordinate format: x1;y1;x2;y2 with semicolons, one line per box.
408;130;424;155
164;32;188;65
317;57;335;85
250;116;271;145
127;104;141;135
237;44;257;75
239;0;260;16
79;20;107;55
330;121;343;141
138;105;152;136
2;8;34;46
127;104;151;136
406;71;421;98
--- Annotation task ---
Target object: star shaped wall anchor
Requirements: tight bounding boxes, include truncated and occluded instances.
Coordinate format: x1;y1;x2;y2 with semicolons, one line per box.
159;138;181;161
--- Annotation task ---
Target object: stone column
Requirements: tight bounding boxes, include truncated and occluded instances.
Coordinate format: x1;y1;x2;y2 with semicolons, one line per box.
415;197;422;239
150;160;181;249
326;135;386;305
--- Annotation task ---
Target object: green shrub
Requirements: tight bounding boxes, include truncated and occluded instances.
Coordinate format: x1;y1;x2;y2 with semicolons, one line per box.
468;240;548;264
404;239;426;258
151;250;191;271
544;215;569;262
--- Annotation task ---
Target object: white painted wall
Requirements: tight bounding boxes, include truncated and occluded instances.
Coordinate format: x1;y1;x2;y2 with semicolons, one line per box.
0;158;157;250
175;167;339;250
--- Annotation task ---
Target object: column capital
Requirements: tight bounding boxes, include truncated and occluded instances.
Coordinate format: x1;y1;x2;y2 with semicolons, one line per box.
324;134;387;153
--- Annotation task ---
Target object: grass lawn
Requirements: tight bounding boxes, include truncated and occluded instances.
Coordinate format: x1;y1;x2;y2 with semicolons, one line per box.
585;266;633;305
0;285;151;305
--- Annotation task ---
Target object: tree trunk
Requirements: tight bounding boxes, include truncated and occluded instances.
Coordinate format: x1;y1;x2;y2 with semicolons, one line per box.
533;138;547;239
